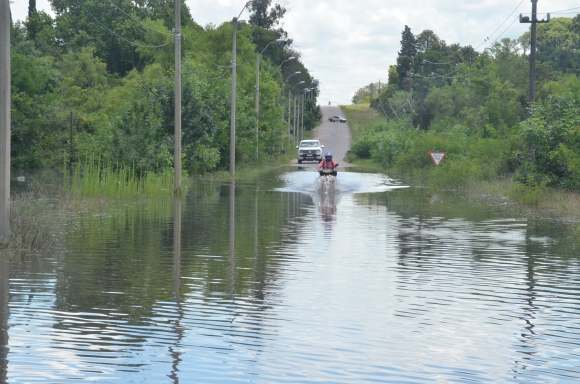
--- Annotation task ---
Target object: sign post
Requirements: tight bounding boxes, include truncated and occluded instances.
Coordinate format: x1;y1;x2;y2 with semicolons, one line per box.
429;152;446;166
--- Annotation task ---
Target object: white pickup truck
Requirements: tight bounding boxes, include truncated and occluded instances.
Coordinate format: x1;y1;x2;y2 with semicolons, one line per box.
296;140;324;164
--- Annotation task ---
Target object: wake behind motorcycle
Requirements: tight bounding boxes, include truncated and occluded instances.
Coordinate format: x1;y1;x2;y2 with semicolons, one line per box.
317;165;339;194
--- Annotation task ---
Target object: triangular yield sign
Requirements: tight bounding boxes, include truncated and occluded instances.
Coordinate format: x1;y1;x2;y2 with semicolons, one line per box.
429;152;446;166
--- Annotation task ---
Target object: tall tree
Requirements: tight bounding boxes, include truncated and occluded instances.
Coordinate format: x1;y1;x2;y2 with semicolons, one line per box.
50;0;187;75
28;0;36;17
396;25;416;90
248;0;286;31
415;30;444;52
399;25;417;57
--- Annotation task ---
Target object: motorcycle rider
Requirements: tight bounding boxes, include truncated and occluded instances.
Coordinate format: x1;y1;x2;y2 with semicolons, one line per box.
318;151;338;176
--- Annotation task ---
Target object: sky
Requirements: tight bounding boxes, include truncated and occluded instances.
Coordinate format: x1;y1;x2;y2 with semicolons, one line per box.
9;0;580;105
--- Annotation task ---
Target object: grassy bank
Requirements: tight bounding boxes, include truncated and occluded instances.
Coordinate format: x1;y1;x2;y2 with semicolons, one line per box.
341;103;580;221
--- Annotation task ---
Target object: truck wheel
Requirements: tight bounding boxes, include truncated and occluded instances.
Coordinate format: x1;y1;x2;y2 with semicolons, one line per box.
298;160;302;164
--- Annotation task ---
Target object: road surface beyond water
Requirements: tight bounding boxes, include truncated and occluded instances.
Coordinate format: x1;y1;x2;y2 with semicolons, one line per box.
289;105;354;169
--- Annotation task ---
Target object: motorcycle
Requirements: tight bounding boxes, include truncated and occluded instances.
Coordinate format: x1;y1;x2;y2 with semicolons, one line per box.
317;165;339;193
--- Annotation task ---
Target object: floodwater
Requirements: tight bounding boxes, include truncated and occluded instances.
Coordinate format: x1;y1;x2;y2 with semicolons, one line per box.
2;167;580;383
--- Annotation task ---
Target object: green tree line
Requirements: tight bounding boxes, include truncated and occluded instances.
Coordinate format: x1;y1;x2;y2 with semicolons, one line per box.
349;16;580;191
10;0;322;174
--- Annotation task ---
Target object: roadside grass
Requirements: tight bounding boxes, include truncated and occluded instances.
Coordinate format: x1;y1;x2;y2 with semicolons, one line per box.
65;158;181;199
341;103;388;137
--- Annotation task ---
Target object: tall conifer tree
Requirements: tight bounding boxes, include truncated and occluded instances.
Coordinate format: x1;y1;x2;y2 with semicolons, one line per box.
396;25;416;90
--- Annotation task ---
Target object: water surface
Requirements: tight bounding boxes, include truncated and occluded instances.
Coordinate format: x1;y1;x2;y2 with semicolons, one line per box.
2;167;580;383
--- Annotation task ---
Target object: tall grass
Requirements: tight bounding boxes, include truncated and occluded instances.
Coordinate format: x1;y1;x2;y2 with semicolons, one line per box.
0;192;58;259
65;157;184;198
342;103;388;137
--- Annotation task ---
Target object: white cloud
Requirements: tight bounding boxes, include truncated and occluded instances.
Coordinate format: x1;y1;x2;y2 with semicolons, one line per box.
9;0;580;105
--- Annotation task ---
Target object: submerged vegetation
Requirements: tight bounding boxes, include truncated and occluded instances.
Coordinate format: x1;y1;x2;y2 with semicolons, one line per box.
347;16;580;205
1;192;58;259
66;160;178;198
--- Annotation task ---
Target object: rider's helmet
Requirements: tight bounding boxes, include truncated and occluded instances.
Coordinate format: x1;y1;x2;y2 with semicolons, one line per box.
325;151;333;162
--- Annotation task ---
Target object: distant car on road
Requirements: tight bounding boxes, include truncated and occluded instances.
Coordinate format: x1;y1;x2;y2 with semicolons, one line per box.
296;140;324;164
328;115;347;123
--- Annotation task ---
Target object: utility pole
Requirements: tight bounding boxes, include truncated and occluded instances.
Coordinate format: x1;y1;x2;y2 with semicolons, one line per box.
230;17;237;177
420;60;425;131
529;0;538;103
520;1;549;103
300;93;306;140
293;95;297;146
295;94;299;144
288;90;291;126
298;95;302;143
255;39;285;161
174;0;182;192
1;0;10;245
255;54;260;160
69;112;74;173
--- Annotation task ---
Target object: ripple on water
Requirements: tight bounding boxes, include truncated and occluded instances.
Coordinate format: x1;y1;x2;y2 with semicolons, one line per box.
4;173;580;382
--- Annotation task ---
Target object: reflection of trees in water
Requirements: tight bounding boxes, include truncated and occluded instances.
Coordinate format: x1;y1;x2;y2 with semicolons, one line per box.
2;179;343;378
395;215;426;271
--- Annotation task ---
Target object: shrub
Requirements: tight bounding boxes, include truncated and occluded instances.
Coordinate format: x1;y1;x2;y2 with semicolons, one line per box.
519;93;580;190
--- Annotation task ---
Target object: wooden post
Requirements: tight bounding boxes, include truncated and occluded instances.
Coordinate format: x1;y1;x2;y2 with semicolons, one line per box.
529;0;538;102
255;54;260;160
0;0;11;244
230;17;238;177
420;60;425;131
174;0;182;192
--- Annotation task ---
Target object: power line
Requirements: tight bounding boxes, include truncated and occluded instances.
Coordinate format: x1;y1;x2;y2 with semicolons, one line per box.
74;0;172;49
474;0;524;51
548;6;580;14
423;15;520;80
424;0;524;66
207;67;232;80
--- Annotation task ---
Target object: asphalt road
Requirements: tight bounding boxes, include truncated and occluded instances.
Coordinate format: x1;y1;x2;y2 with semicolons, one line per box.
290;105;354;168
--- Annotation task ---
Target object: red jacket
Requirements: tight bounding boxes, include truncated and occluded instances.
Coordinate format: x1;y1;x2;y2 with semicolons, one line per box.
319;160;337;170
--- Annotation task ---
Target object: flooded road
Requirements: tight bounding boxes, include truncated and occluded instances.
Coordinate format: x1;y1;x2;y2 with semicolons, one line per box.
2;167;580;383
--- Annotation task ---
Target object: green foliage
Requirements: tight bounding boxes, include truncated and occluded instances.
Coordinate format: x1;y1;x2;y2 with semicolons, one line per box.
248;0;287;32
350;17;580;192
536;17;580;75
429;157;476;193
10;1;318;174
509;179;549;207
517;93;580;190
395;25;417;90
